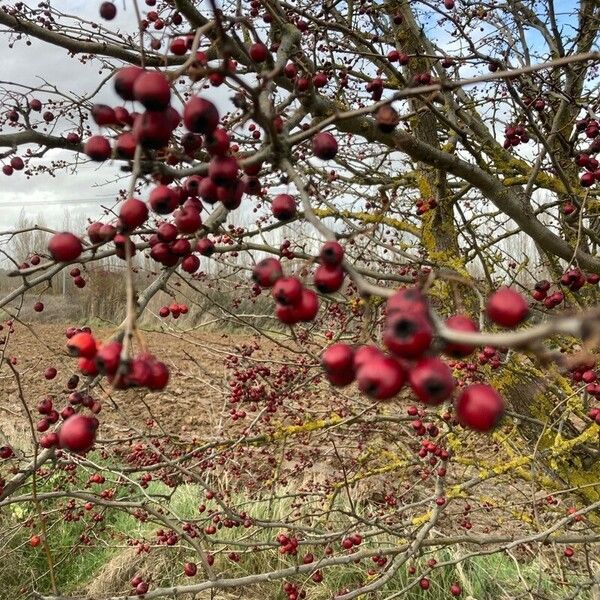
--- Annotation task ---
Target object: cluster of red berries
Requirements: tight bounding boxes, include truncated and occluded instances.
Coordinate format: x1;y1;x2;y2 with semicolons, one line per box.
387;50;411;65
366;77;384;101
293;71;329;93
1;155;24;176
252;241;349;324
158;303;189;318
277;532;300;555
531;280;564;308
560;267;598;291
576;117;600;140
341;532;362;550
318;286;534;432
415;197;438;215
66;331;169;391
569;359;600;401
576;153;600;188
156;529;179;546
252;258;318;325
575;118;600;186
129;575;149;596
503;123;530;149
282;581;306;600
531;270;599;309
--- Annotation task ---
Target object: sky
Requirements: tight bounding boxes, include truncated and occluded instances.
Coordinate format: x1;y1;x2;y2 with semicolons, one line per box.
0;1;157;231
0;1;586;237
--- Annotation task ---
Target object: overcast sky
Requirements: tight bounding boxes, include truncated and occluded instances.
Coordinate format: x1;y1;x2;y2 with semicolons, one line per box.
0;1;144;230
0;1;573;236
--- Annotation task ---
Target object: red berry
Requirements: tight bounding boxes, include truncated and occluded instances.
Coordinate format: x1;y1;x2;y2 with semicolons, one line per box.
184;97;219;135
48;233;83;262
99;2;116;20
322;343;354;375
119;198;148;231
319;241;344;266
356;356;406;400
314;264;345;293
149;186;179;214
408;357;455;405
84;135;111;161
184;562;197;576
486;287;528;327
444;314;478;357
271;194;297;221
67;332;97;359
312;132;338;160
272;277;303;306
249;42;269;62
91;104;116;126
455;384;505;432
252;258;283;287
133;71;171;110
95;341;123;375
59;414;98;453
196;238;215;256
295;288;319;322
383;313;433;358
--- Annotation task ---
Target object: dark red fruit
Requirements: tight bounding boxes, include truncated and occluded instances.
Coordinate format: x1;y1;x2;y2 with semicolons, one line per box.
444;314;478;357
253;258;283;287
114;66;144;101
408;357;455;405
272;277;303;306
312;132;338;160
386;287;428;315
486;287;528;327
314;264;345;293
296;288;319;321
353;345;382;371
91;104;117;126
182;254;200;273
149;186;179;214
48;233;83;262
455;384;505;432
133;111;172;149
356;356;406;400
149;361;169;390
99;2;116;20
208;156;239;186
84;135;111;161
249;42;269;62
272;194;296;221
133;71;171;110
184;97;219;134
383;313;433;358
95;341;122;375
174;206;202;233
376;105;399;133
196;238;215;256
119;198;148;231
59;414;98;453
67;332;97;359
320;241;344;266
204;128;230;156
116;132;137;159
322;343;354;374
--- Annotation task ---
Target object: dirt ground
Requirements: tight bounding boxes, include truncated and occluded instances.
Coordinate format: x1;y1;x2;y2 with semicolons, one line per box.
0;322;269;449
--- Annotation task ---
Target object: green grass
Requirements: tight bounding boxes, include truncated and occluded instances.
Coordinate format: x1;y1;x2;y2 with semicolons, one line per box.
0;479;593;599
